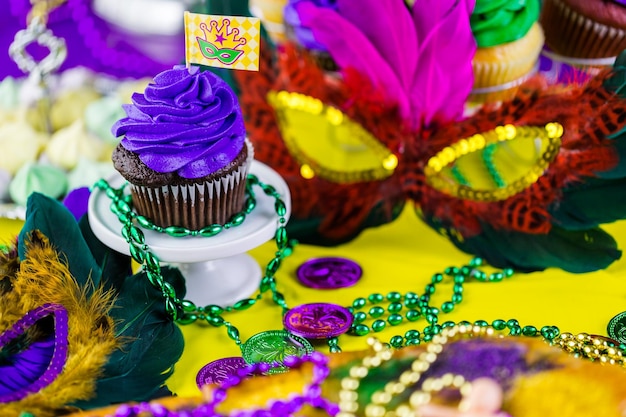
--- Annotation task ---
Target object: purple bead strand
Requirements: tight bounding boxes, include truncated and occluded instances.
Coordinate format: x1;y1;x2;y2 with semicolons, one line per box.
66;0;168;77
0;303;69;403
109;353;338;417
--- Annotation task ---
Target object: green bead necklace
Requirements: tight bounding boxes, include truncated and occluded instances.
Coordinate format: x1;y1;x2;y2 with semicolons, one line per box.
95;176;514;354
94;176;626;360
94;174;295;348
325;257;517;352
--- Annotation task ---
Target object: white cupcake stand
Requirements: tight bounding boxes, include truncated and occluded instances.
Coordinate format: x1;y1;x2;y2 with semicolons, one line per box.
88;161;291;307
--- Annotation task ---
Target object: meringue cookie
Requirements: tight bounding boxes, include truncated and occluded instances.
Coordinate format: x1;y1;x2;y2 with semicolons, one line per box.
0;77;24;125
9;163;68;206
0;121;47;175
84;96;126;144
56;67;96;93
114;77;151;104
0;168;11;201
45;119;106;170
67;157;116;191
49;87;101;131
0;77;20;110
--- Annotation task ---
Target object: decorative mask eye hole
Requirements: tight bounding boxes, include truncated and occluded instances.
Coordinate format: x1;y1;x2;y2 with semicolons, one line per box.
268;91;398;183
425;123;564;202
0;303;69;403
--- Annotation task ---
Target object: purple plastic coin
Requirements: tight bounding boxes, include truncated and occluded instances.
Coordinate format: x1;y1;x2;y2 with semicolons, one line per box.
296;257;362;289
284;303;354;339
196;357;248;389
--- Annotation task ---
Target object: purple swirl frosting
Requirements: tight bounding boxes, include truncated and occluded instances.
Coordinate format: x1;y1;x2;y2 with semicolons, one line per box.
112;65;246;179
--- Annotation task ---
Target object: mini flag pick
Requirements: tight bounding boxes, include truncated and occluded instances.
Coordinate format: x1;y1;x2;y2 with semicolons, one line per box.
184;11;261;71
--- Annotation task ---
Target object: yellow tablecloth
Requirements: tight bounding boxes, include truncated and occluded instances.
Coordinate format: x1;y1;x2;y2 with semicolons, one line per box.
2;208;626;399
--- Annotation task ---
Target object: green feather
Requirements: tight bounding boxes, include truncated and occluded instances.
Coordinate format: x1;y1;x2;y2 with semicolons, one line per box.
78;215;132;292
600;133;626;179
74;266;185;408
461;223;620;273
18;193;102;289
16;193;186;408
420;213;620;273
603;49;626;98
550;178;626;230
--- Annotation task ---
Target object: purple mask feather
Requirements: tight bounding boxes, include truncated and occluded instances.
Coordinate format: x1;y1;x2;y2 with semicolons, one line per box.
0;304;69;403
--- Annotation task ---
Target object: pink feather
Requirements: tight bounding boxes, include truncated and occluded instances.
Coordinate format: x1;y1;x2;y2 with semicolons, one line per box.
410;0;476;126
296;2;410;117
336;0;418;93
295;0;476;130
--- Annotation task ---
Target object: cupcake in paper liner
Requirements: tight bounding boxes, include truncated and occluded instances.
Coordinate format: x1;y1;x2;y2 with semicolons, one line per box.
469;0;544;103
540;0;626;61
123;140;253;229
111;65;252;230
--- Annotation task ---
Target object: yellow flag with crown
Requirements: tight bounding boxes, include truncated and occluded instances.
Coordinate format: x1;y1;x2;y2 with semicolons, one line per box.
184;12;261;71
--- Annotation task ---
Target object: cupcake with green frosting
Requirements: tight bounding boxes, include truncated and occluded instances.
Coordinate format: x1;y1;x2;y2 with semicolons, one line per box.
469;0;544;102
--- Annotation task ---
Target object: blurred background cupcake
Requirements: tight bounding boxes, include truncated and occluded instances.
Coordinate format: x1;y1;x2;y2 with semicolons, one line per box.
539;0;626;74
540;0;626;59
468;0;544;104
249;0;289;44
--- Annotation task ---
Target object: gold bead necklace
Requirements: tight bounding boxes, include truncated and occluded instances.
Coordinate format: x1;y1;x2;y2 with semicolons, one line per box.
553;331;625;365
338;324;625;417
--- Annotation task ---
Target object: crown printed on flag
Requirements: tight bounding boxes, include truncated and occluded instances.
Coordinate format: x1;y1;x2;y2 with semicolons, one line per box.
196;19;247;65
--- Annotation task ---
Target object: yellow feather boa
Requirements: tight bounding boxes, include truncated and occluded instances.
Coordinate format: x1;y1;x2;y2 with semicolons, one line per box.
0;231;118;417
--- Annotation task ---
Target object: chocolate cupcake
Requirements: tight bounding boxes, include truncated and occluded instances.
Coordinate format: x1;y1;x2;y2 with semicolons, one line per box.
540;0;626;60
111;65;253;230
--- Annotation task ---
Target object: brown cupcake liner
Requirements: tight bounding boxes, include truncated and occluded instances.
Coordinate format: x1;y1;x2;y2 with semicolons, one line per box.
541;0;626;59
130;140;254;230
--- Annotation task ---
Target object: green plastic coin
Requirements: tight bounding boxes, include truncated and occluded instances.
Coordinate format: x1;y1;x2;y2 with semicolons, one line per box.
607;311;626;344
241;330;314;374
